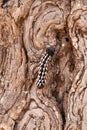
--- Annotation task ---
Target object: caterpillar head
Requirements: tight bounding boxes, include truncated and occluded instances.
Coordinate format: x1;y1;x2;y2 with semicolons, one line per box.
46;46;55;56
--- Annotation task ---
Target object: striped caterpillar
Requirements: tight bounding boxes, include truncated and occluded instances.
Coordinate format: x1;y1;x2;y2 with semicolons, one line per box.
36;46;55;88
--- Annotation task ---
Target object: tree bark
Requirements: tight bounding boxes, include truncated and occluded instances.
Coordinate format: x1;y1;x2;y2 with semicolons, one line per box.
0;0;87;130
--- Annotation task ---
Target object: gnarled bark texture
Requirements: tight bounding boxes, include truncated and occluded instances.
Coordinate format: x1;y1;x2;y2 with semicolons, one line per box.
0;0;87;130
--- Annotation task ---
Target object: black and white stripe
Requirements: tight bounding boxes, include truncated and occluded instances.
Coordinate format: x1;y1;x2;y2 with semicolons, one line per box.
36;46;55;88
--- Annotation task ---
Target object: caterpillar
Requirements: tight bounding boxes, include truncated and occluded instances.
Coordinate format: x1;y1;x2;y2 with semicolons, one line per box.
36;46;55;88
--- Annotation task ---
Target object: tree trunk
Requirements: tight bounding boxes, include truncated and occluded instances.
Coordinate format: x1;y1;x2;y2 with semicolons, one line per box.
0;0;87;130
